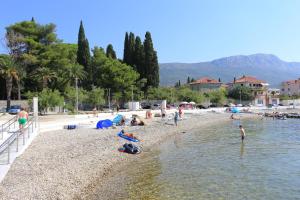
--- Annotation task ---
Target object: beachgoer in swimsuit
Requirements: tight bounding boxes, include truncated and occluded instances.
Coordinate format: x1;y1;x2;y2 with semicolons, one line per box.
239;125;245;142
18;107;28;129
174;111;179;126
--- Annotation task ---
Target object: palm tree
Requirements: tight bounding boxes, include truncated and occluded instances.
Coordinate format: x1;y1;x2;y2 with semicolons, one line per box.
0;54;19;109
62;64;86;86
31;67;57;89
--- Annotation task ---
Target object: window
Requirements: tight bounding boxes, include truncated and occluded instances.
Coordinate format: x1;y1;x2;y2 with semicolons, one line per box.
288;88;290;91
282;88;284;91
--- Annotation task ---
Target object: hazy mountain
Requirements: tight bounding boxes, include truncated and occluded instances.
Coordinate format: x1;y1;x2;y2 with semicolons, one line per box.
159;54;300;87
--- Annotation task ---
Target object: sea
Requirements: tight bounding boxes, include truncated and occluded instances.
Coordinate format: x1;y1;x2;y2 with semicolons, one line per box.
89;118;300;200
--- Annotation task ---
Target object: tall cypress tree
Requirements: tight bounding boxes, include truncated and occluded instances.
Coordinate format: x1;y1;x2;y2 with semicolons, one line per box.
106;44;117;59
143;31;159;89
123;32;136;68
77;20;91;87
133;36;144;77
128;32;135;67
187;76;191;84
123;32;129;64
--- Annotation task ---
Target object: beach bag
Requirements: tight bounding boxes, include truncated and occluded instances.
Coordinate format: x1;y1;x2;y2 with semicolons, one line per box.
123;143;140;154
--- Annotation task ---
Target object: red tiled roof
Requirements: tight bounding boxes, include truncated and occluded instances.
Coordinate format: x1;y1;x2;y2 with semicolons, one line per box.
235;76;266;84
190;77;220;85
283;79;300;85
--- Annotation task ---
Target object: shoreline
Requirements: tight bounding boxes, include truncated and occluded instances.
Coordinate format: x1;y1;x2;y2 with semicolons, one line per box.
0;112;261;199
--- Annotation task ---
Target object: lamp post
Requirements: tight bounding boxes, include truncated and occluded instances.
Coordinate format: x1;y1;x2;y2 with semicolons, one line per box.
131;85;134;102
239;89;242;105
106;88;111;110
75;77;78;114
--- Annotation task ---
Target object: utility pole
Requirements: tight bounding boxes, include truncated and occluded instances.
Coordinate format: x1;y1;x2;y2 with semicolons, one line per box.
108;88;111;110
75;77;79;114
239;89;242;105
131;85;134;102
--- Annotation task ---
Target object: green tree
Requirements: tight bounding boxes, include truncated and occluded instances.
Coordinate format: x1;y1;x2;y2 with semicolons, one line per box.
0;54;19;109
176;86;204;103
31;67;56;89
77;20;91;87
64;87;87;112
85;87;105;108
228;85;254;101
6;20;58;92
133;36;145;79
143;32;159;89
26;89;64;114
123;32;129;64
208;88;227;106
187;76;191;84
106;44;117;59
128;32;135;67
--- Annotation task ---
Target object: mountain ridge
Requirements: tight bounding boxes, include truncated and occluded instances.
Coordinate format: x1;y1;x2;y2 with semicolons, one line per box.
159;53;300;87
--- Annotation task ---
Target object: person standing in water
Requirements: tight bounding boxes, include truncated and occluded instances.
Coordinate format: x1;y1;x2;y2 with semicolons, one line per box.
174;111;179;126
239;125;246;142
18;107;28;130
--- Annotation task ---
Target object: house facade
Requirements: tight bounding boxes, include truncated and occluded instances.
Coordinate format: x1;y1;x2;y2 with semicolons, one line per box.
267;88;280;105
281;78;300;96
232;76;270;106
190;77;223;92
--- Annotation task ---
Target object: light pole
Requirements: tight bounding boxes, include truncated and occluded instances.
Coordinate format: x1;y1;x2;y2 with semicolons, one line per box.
106;88;111;110
239;89;242;105
75;77;78;114
131;85;134;102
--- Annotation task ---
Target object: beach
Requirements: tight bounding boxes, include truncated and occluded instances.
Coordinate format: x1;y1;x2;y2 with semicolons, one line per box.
0;111;261;199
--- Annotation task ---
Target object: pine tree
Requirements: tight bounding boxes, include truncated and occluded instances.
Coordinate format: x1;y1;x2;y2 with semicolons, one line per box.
218;78;221;82
143;31;159;89
191;78;195;82
123;32;129;63
178;80;181;87
106;44;117;59
133;36;144;77
31;17;35;22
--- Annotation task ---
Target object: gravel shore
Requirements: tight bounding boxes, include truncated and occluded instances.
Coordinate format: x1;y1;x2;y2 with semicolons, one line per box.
0;112;259;199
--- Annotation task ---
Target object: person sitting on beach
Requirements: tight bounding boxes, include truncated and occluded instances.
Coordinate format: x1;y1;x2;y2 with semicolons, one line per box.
18;107;28;129
131;117;138;126
239;125;246;142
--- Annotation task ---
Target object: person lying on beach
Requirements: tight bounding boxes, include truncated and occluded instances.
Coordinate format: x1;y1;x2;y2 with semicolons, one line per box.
131;117;138;126
121;130;138;139
239;125;246;142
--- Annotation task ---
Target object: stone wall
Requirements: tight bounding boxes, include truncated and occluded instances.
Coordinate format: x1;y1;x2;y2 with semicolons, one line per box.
0;100;29;109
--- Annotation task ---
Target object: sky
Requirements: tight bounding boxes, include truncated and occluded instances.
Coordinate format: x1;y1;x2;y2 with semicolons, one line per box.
0;0;300;63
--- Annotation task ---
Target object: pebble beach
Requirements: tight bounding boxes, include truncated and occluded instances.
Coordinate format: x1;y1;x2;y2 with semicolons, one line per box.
0;111;261;199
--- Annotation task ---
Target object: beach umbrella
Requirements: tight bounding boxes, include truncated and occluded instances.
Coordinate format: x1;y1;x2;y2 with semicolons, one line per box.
96;119;113;129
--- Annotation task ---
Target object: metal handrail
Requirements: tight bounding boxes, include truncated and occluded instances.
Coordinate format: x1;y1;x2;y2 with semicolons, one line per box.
1;116;18;139
0;116;37;164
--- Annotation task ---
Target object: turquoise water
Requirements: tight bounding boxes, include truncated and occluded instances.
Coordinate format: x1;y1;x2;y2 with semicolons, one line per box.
94;118;300;200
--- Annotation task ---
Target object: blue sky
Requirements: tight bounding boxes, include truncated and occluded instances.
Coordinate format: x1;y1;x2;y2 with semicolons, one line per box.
0;0;300;63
